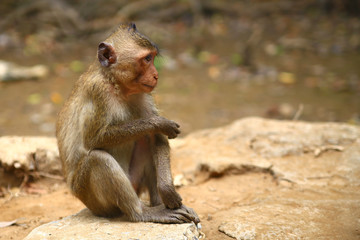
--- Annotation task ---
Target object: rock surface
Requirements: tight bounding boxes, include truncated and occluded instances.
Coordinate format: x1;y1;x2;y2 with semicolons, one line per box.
0;136;60;174
24;209;203;240
5;117;360;239
170;117;360;239
171;117;360;184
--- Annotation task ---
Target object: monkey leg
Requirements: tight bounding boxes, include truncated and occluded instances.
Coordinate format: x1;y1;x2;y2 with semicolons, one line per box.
72;150;198;223
130;136;162;206
129;137;149;193
143;154;163;207
73;150;143;218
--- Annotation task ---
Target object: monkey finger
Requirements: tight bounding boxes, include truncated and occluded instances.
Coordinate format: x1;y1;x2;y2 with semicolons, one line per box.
167;130;179;139
167;134;177;139
173;131;180;138
168;120;180;129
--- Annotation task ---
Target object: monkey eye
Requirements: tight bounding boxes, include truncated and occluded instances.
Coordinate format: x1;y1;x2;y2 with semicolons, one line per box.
144;54;152;63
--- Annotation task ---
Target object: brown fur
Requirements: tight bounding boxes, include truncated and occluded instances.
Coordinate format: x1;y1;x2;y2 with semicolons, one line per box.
56;23;199;223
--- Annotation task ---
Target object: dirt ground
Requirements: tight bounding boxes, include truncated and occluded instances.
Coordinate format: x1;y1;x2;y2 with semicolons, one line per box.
0;172;277;240
1;167;360;239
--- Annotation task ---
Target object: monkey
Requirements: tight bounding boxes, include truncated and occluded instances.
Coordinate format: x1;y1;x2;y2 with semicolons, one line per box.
56;23;200;224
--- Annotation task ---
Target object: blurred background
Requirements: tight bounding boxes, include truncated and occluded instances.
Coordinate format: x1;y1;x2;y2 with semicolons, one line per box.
0;0;359;136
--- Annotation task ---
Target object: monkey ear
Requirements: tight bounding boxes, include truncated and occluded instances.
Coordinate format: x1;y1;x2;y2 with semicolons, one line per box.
98;42;117;67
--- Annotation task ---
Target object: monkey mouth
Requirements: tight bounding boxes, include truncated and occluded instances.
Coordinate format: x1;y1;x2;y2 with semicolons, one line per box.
142;84;156;89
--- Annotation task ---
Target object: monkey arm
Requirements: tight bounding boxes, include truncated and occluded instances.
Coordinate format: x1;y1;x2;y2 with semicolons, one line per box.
83;116;180;150
152;134;183;209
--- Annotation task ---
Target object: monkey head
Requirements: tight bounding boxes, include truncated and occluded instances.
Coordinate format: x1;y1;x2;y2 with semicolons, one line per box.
97;23;159;97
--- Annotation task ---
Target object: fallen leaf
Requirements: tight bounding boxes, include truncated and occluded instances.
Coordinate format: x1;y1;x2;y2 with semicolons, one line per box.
198;51;211;63
25;184;48;195
314;145;344;157
0;220;17;228
50;92;63;105
27;93;42;105
231;53;242;66
208;66;221;79
279;72;296;84
70;60;84;73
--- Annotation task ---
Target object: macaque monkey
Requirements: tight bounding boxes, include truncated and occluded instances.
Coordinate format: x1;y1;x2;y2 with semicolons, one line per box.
56;23;199;224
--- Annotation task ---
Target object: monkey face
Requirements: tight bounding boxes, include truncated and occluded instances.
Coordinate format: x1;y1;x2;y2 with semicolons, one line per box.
136;51;159;93
97;24;159;97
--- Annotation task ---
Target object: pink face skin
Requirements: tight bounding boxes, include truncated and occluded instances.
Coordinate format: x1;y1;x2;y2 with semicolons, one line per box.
120;50;159;98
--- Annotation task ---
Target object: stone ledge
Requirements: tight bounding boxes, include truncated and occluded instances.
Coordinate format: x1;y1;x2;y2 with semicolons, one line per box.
24;209;204;240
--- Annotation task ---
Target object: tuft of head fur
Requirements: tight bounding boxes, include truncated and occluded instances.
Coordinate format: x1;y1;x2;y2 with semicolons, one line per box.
107;23;159;53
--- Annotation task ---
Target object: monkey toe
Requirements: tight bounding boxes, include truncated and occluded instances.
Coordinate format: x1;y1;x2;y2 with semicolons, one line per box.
170;213;189;223
181;205;200;224
173;207;199;223
144;205;189;224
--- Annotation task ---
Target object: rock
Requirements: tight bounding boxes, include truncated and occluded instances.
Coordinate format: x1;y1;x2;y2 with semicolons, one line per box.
217;198;360;240
170;117;360;239
15;117;360;239
0;60;48;82
219;222;256;240
170;117;360;185
24;209;204;240
0;136;61;174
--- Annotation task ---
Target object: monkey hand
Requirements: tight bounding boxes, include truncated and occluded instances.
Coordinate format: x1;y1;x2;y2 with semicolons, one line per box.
150;116;180;139
158;183;183;209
